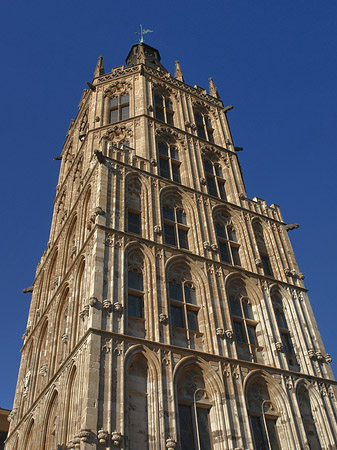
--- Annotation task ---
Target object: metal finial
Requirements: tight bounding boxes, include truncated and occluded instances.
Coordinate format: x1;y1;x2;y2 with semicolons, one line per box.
135;24;153;43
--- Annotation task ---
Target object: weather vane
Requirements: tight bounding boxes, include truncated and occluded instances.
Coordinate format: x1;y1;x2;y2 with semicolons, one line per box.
136;24;153;43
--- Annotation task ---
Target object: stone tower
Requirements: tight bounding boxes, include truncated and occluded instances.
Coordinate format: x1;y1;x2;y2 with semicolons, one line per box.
6;43;337;450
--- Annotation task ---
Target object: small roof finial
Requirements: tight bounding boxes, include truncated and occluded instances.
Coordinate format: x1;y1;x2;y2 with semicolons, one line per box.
209;77;220;99
135;24;153;43
94;56;105;78
174;61;184;82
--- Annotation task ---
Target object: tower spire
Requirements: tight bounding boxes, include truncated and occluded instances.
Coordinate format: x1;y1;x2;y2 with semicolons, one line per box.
209;77;220;98
94;56;105;78
174;60;184;82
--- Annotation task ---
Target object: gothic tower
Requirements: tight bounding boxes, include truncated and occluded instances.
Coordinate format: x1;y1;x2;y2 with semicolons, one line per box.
6;43;337;450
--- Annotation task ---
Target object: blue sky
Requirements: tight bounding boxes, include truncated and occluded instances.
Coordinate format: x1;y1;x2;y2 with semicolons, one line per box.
0;0;336;409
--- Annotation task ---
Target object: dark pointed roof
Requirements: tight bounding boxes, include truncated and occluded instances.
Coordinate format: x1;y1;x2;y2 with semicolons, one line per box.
126;43;168;72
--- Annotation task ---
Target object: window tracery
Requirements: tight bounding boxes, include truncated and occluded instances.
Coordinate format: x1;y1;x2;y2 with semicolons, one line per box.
126;178;141;235
177;366;213;450
228;281;260;362
247;378;281;450
162;196;189;249
203;157;226;199
272;290;298;368
193;109;214;143
158;141;181;182
253;221;273;277
127;251;144;319
214;212;240;266
297;385;321;450
154;92;174;125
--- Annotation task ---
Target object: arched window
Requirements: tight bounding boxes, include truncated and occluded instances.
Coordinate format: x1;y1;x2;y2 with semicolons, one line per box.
214;212;240;266
272;290;297;368
109;93;129;123
64;216;77;271
127;354;148;450
203;158;226;199
65;367;78;446
247;377;281;450
228;281;260;362
168;264;202;350
253;221;273;277
177;365;213;449
126;178;141;235
154;92;174;125
43;391;58;450
194;109;214;143
162;196;189;249
297;386;321;450
127;251;144;319
158;142;180;182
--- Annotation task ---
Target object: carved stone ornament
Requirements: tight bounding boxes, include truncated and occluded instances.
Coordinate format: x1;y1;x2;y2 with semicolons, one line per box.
238;192;246;200
275;341;283;352
211;243;218;252
216;327;224;337
104;80;132;98
22;370;31;397
113;302;123;313
7;408;17;422
94;206;104;216
62;333;69;343
97;430;109;445
89;296;98;307
154;225;161;234
225;329;234;339
79;429;91;442
255;258;262;267
290;269;297;277
166;438;177;450
103;299;112;312
308;348;316;359
67;440;76;449
111;431;122;446
159;313;168;323
203;241;211;250
316;351;323;361
200;177;207;185
150;158;157;166
102;125;133;143
325;354;332;363
79;305;89;320
284;268;291;276
72;435;81;448
299;272;305;280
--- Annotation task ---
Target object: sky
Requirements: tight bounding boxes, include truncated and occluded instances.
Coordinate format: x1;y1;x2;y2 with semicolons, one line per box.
0;0;336;410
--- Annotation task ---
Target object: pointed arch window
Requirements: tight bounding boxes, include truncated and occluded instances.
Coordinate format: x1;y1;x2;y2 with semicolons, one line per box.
214;212;240;266
177;366;213;450
228;282;261;362
127;252;144;319
168;265;203;350
126;178;141;235
162;197;189;249
272;290;298;368
154;93;174;125
194;109;214;143
109;93;129;123
203;158;226;199
158;142;181;182
297;386;321;449
247;378;281;450
253;221;273;277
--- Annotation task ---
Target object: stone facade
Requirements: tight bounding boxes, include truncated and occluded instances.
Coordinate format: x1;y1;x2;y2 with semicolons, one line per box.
6;43;337;450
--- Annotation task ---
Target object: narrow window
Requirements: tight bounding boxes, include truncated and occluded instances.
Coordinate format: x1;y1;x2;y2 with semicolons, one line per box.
194;110;214;143
228;282;260;362
109;94;129;123
154;93;174;125
127;252;144;318
163;199;189;249
215;213;240;266
253;221;273;277
126;179;141;236
158;142;181;182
